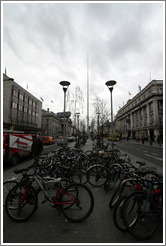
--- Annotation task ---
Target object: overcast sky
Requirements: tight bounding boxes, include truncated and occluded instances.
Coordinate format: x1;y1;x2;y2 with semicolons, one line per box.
2;1;164;125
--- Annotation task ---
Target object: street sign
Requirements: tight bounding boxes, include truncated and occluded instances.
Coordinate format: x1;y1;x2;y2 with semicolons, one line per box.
57;112;71;118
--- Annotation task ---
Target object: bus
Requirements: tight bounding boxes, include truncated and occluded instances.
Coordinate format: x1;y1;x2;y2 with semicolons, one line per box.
108;129;120;141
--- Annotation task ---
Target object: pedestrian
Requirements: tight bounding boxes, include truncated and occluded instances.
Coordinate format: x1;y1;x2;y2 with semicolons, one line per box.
157;135;161;146
149;138;153;145
141;136;144;144
31;134;43;163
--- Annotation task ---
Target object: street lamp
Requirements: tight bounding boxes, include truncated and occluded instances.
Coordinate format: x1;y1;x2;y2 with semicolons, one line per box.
105;80;117;149
59;81;70;147
76;112;80;147
96;112;100;147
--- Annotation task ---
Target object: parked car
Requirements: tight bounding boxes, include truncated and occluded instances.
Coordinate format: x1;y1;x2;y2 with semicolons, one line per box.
42;136;55;145
56;135;65;146
67;136;76;142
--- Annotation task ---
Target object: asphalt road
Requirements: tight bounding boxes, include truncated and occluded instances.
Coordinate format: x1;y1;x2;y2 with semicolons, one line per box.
115;140;163;172
2;139;164;244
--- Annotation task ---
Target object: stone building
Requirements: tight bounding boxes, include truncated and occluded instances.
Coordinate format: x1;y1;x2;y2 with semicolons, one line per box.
41;109;61;137
42;109;74;138
3;73;42;133
115;80;163;142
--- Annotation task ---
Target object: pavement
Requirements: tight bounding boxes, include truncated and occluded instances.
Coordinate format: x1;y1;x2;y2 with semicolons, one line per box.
125;139;163;149
3;138;164;244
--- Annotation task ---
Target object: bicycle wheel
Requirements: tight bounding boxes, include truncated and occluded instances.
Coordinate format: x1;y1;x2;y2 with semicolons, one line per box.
104;164;121;191
109;179;131;209
3;179;18;207
113;196;127;232
87;165;108;187
5;184;38;222
109;185;122;209
122;191;161;240
70;169;82;184
60;183;94;222
78;168;89;185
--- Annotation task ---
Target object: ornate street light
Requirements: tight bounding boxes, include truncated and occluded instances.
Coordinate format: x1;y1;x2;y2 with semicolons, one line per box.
96;112;100;147
59;81;70;147
76;112;80;147
105;80;117;149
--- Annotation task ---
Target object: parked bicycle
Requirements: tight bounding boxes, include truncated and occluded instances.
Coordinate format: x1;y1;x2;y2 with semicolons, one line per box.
122;175;163;240
5;164;94;223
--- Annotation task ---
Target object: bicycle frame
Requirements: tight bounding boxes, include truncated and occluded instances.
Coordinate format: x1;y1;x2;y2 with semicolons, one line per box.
20;174;79;207
144;179;163;211
52;188;78;206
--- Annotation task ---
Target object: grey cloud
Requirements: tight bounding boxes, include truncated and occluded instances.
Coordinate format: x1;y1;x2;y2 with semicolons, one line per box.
3;2;163;116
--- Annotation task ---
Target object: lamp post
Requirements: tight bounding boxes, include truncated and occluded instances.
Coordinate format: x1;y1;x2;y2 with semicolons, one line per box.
76;112;80;146
105;80;117;149
96;112;100;147
59;81;70;147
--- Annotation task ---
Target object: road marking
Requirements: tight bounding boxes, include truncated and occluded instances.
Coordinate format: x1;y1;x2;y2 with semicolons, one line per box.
145;154;163;161
143;150;148;153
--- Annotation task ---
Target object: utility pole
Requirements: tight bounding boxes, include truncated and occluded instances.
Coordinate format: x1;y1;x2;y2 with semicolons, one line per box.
87;54;90;137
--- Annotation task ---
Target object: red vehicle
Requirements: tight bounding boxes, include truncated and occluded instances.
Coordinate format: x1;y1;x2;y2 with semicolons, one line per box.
3;131;34;165
42;136;55;145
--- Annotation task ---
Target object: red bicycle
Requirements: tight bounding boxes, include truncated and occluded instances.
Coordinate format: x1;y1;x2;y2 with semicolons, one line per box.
5;165;94;223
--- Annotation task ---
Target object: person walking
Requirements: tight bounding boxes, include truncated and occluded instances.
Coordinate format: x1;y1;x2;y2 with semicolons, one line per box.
141;136;145;144
31;134;43;163
157;135;161;147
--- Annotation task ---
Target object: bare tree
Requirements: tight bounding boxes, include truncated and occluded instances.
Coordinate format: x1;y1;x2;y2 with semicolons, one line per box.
92;96;110;123
67;86;84;126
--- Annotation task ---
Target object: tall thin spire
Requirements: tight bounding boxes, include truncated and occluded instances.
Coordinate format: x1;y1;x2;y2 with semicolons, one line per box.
149;72;152;81
87;53;90;135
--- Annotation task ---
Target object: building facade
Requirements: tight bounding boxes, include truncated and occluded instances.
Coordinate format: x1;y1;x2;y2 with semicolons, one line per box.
3;73;42;133
3;74;75;137
42;109;74;138
115;80;163;142
41;109;61;137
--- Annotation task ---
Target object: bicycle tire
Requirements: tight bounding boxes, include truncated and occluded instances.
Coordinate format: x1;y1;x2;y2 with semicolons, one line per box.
122;191;161;240
87;165;108;187
60;183;94;222
70;169;82;184
104;164;122;191
3;179;18;207
109;184;122;209
109;178;132;209
113;196;127;232
5;184;38;222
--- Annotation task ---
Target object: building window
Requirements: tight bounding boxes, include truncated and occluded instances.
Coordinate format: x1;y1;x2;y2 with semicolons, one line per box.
11;102;17;109
32;111;36;116
28;109;31;115
24;107;28;113
24;96;28;103
36;104;38;109
19;93;24;100
12;89;18;97
32;101;36;107
18;105;23;111
149;102;153;113
157;88;163;94
36;112;38;117
150;115;154;125
28;99;32;105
